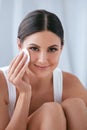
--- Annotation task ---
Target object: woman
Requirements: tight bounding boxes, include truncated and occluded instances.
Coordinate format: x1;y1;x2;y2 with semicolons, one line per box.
0;9;87;130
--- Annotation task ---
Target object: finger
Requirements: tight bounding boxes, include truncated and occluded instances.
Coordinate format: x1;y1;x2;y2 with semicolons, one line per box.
8;51;24;77
25;65;31;75
8;55;18;73
16;63;28;80
9;54;28;81
11;54;28;78
23;71;30;84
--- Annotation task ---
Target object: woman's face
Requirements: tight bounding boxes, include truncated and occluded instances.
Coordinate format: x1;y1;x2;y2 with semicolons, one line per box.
18;31;63;77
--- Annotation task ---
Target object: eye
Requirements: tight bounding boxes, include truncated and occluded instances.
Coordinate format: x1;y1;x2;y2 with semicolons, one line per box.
48;48;58;52
29;47;39;51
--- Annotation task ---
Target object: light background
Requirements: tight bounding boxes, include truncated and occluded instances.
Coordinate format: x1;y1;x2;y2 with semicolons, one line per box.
0;0;87;88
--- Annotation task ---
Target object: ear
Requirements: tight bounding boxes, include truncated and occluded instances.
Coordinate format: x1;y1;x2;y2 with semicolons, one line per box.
17;38;22;50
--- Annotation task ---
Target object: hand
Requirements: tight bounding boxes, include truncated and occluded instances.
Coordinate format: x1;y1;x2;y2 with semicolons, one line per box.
8;51;32;95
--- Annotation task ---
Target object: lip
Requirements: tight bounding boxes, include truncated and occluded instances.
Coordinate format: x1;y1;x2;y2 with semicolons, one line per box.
34;64;50;70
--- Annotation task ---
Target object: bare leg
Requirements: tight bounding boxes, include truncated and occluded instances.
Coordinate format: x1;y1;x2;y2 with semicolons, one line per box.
62;98;87;130
27;102;66;130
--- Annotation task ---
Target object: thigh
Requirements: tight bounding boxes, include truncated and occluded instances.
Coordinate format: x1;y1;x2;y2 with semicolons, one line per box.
27;102;66;130
62;98;87;130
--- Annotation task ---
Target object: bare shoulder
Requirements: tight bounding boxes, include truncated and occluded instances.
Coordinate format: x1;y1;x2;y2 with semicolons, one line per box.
0;70;9;104
63;71;81;85
62;71;87;105
0;70;10;129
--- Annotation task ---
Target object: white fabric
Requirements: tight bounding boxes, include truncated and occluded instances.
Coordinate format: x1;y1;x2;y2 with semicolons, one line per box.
0;66;63;118
53;68;63;103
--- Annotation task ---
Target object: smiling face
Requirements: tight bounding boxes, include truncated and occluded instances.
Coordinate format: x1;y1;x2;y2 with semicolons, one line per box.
18;31;63;78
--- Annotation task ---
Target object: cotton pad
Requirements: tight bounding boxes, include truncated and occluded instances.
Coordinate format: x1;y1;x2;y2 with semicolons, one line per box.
22;48;30;64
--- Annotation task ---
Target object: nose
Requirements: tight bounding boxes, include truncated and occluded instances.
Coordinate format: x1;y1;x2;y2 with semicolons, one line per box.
38;51;48;64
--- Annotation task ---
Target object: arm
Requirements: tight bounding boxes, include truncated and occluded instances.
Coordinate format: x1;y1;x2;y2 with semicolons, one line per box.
62;72;87;130
6;92;31;130
0;70;31;130
6;51;32;130
0;71;10;130
0;51;32;130
63;71;87;106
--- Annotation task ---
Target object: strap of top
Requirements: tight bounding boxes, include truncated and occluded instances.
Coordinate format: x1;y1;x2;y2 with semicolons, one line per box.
0;66;16;118
53;67;63;103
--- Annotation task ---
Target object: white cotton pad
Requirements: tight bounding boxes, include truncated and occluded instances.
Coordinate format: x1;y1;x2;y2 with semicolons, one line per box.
22;48;30;64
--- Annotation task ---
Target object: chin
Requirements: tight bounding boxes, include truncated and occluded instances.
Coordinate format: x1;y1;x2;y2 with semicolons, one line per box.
33;70;53;78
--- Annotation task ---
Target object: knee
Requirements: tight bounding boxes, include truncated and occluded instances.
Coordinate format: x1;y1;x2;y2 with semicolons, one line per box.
39;102;66;123
41;102;61;110
62;98;86;109
61;98;87;130
40;102;63;116
27;102;66;130
39;102;66;129
61;98;86;115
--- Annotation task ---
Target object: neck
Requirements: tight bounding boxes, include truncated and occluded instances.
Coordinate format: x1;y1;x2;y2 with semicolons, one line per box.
28;70;53;90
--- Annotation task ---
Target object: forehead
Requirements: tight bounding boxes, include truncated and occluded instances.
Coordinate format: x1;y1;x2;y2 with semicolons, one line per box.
23;31;61;46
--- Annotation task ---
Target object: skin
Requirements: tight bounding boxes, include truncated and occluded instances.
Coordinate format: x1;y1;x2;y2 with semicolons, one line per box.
0;30;87;130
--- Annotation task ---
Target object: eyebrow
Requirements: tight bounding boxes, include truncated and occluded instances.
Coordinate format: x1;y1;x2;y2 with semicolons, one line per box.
29;43;40;48
28;43;60;48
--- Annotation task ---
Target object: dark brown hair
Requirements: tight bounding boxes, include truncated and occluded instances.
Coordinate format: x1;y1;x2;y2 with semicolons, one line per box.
18;9;64;45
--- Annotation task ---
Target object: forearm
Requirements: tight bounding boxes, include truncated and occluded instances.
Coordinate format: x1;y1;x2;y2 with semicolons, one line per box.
5;92;31;130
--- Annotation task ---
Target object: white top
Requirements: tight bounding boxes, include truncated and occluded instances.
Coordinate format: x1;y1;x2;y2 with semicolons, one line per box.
0;66;63;118
53;67;63;103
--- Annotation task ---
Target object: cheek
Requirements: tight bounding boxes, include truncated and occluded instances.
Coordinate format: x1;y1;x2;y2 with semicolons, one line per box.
29;52;38;62
53;59;59;67
51;54;61;69
50;54;60;64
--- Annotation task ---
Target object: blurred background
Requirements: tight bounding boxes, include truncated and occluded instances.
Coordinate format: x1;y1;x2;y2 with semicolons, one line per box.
0;0;87;88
